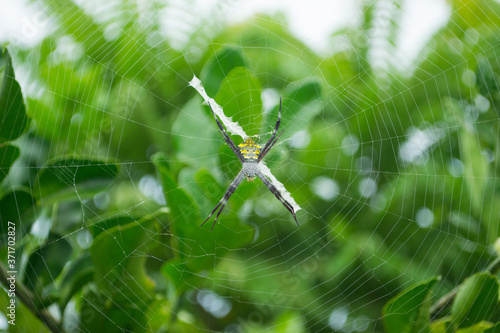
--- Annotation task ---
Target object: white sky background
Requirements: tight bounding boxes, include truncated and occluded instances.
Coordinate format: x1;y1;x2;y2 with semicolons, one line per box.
220;0;450;70
395;0;450;72
223;0;361;54
0;0;55;49
0;0;450;72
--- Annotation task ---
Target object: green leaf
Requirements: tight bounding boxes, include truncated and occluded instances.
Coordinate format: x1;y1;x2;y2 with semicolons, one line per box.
34;157;119;204
81;212;162;330
0;49;29;143
0;144;20;183
200;46;246;96
161;258;197;292
273;311;306;333
171;97;219;169
152;153;199;228
452;273;499;328
485;322;500;333
383;277;438;333
23;233;73;293
80;288;148;333
81;209;166;332
82;210;165;332
430;316;451;333
87;215;136;238
452;102;500;242
460;124;489;214
193;169;223;211
90;210;164;304
46;1;110;63
153;153;213;275
457;322;495;333
59;253;93;309
450;0;500;34
214;66;263;135
265;78;322;141
0;188;35;232
153;153;254;288
476;56;500;98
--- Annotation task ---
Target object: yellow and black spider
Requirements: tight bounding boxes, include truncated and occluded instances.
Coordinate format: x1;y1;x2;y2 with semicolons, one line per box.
201;99;299;230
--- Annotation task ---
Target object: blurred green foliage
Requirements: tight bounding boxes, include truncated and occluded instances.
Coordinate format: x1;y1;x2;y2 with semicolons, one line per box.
1;0;500;332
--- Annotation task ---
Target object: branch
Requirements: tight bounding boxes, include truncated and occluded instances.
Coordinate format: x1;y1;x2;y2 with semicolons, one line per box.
0;262;64;332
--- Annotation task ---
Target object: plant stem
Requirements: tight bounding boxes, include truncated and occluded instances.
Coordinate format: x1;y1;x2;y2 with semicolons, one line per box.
430;257;500;318
0;262;64;332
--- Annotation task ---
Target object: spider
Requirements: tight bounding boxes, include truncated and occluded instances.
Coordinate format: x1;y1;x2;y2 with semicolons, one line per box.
201;98;299;230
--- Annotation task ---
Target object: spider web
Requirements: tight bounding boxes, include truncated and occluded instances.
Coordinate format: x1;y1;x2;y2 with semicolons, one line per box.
1;0;500;332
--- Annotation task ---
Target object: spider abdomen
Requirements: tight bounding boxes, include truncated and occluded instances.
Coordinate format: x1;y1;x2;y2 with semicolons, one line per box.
238;138;261;160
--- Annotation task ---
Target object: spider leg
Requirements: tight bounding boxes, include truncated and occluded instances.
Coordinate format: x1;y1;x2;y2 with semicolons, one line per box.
256;171;299;227
208;102;245;164
259;129;284;161
258;98;283;162
201;170;245;231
